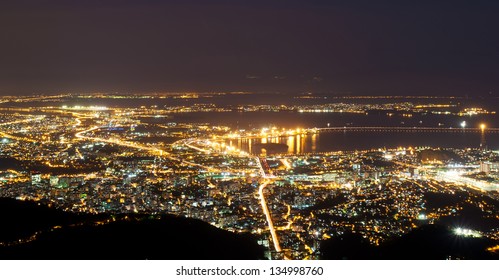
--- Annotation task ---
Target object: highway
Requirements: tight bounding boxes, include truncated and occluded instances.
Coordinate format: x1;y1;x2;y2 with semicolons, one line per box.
75;126;221;172
259;179;282;252
0;116;46;142
0;115;45;127
178;138;269;176
182;139;212;154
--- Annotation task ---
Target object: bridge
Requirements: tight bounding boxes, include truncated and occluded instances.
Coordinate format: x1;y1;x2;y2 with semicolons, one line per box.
221;126;498;141
316;126;499;133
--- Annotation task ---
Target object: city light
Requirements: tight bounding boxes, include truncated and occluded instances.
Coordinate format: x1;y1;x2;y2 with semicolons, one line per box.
0;93;498;261
453;227;482;238
3;0;499;268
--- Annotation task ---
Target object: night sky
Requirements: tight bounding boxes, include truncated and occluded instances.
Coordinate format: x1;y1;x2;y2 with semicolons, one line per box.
1;0;498;96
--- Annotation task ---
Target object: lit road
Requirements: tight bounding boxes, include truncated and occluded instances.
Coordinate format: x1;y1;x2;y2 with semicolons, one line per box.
0;131;39;143
259;179;282;252
0;116;46;142
183;139;212;154
179;138;266;175
255;156;267;177
75;126;221;172
434;170;499;192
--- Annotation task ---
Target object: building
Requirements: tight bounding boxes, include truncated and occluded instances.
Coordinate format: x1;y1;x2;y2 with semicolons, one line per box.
50;176;59;187
480;162;491;174
31;171;42;185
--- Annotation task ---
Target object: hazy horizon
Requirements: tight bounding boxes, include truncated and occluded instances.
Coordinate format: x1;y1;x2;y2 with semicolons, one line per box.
1;0;498;96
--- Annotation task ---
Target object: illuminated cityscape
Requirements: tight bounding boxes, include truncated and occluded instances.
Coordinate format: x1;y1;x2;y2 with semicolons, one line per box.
0;93;497;259
1;1;499;263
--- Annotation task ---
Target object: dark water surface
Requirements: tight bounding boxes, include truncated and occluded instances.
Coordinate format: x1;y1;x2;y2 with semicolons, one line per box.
170;111;498;129
168;111;499;152
226;130;498;154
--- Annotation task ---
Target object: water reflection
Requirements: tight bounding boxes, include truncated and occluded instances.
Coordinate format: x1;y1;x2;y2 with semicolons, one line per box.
286;136;295;154
229;133;319;154
225;131;497;155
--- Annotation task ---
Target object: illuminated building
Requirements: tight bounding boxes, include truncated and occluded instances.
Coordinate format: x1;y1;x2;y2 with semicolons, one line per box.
50;176;59;187
30;171;42;185
480;162;491;174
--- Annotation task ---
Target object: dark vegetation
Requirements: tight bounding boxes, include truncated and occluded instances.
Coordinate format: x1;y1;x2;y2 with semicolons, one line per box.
0;198;265;260
320;224;498;260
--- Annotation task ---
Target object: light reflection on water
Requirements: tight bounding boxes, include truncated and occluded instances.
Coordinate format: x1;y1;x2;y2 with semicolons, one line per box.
226;131;499;154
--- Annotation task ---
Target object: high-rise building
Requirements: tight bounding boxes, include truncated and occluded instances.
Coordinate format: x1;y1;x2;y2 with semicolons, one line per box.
50;175;59;187
30;171;42;185
479;162;491;174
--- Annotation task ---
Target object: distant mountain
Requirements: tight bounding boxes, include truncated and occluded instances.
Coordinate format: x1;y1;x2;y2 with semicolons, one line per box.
0;198;265;260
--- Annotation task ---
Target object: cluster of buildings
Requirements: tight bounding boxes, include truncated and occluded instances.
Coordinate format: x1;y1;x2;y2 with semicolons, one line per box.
0;99;498;259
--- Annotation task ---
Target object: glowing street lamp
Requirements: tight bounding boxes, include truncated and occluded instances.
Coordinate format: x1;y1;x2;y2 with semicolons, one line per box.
460;121;466;129
479;123;487;149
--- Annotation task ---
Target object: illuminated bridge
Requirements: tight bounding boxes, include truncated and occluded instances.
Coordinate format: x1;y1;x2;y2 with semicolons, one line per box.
222;126;498;141
316;126;499;133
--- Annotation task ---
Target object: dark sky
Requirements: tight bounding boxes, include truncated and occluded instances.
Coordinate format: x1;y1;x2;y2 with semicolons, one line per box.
1;0;498;96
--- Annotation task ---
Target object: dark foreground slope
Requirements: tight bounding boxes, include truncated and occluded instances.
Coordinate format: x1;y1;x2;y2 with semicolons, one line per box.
320;224;498;260
0;198;265;260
